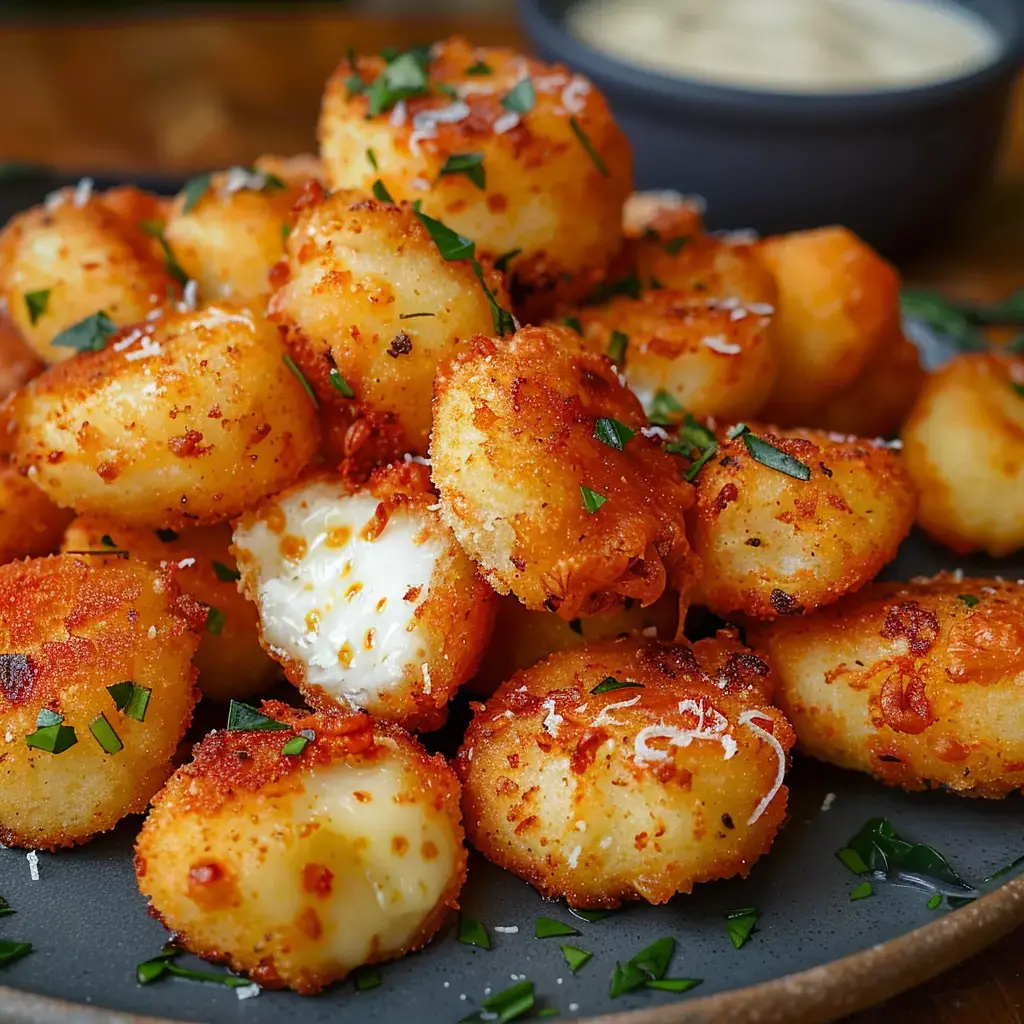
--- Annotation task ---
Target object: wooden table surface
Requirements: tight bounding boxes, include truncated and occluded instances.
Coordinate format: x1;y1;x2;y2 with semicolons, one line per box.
0;10;1021;1023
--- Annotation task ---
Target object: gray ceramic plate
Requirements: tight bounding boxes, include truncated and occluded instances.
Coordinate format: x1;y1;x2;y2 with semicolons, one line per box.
1;175;1022;1024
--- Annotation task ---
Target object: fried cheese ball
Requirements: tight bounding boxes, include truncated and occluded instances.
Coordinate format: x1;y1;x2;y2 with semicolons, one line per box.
756;226;901;426
431;325;697;619
457;635;793;906
0;315;44;399
233;464;497;731
751;575;1024;797
0;464;72;564
135;702;466;993
319;37;632;319
61;517;276;702
0;182;173;364
902;353;1024;556
564;291;777;421
164;156;318;307
269;186;505;459
0;555;199;849
688;427;915;619
6;304;319;528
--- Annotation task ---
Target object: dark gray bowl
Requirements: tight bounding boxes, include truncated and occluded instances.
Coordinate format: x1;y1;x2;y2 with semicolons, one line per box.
517;0;1024;257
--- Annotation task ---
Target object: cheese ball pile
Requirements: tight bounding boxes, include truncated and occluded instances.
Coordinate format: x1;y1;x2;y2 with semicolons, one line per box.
0;34;1016;997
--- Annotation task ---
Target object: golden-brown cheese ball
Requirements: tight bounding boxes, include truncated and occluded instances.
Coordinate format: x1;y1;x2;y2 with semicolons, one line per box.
61;517;276;703
0;182;174;363
269;186;506;460
319;37;632;320
688;426;916;619
135;702;466;993
902;354;1024;556
233;463;497;731
431;325;697;619
0;315;44;399
164;156;318;308
756;226;901;426
0;555;199;850
457;635;793;907
6;303;319;528
563;291;778;422
750;574;1024;797
0;464;73;564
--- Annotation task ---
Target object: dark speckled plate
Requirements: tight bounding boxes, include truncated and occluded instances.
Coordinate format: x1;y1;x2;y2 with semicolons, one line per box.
1;173;1023;1024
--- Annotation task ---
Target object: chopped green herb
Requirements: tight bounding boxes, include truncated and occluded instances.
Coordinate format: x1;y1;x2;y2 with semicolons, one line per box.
179;173;213;214
741;431;811;481
965;288;1024;325
212;560;241;583
1012;382;1024;400
51;311;116;353
586;273;642;304
460;980;534;1024
155;528;179;543
140;220;188;286
413;204;476;261
609;937;675;997
647;978;702;993
493;248;522;274
226;700;289;732
567;907;610;923
580;485;607;514
205;606;227;635
328;366;356;398
0;895;13;918
927;893;943;910
398;312;435;319
593;417;635;451
100;534;117;548
849;881;873;902
366;147;378;170
727;422;749;439
353;965;382;991
106;681;151;723
534;916;580;939
367;49;431;117
665;414;719;483
985;851;1024;883
649;275;666;290
591;676;643;695
900;288;1024;354
280;222;292;241
0;940;32;968
957;594;980;608
282;353;319;409
471;258;516;336
88;713;123;755
663;236;690;255
344;48;367;97
561;945;592;972
136;950;250;989
560;316;583;334
439;152;486;190
501;78;535;114
837;847;871;875
725;907;759;949
648;389;684;427
466;60;493;75
436;83;460;100
569;117;609;178
606;329;628;365
25;708;77;754
457;914;491;950
24;289;49;325
568;618;584;636
281;731;313;757
372;179;395;204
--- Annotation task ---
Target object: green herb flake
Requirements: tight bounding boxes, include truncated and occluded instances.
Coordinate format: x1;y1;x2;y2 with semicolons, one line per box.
958;594;980;608
140;220;188;287
591;676;643;695
280;222;292;241
135;949;250;989
25;708;77;755
1011;382;1024;400
569;116;610;177
439;152;486;190
580;485;607;514
226;700;290;732
742;432;811;481
456;914;492;950
354;965;382;991
366;147;378;170
837;846;871;875
927;893;943;910
605;329;628;365
648;389;684;426
609;936;676;998
471;258;516;336
534;916;580;939
100;534;117;548
493;248;522;274
568;618;584;636
900;288;1024;353
399;312;435;320
24;289;50;325
501;77;535;114
665;413;719;483
466;60;492;75
568;907;610;923
155;528;179;543
593;417;635;451
985;851;1024;883
0;939;32;968
179;173;213;214
367;50;431;118
329;367;356;398
212;560;241;583
561;945;592;972
107;681;152;723
725;907;759;949
560;316;583;334
51;311;117;353
282;352;320;409
849;881;873;902
413;204;476;261
345;48;367;97
460;980;534;1024
647;978;702;993
663;236;691;255
281;731;313;757
587;273;642;304
205;606;227;635
0;895;13;918
372;179;395;204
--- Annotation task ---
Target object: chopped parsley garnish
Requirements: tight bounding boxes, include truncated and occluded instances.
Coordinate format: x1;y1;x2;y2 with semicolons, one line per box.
849;881;873;902
0;895;13;918
725;907;759;949
607;329;628;364
569;117;609;178
567;907;610;923
591;676;643;695
281;731;313;756
561;945;592;972
560;316;583;334
593;417;635;451
344;48;366;97
534;916;580;939
957;594;980;608
281;222;292;241
580;485;607;514
663;236;690;255
51;311;116;353
205;606;227;635
900;287;1024;352
226;700;289;732
927;893;943;910
366;147;378;170
439;152;486;190
647;978;702;993
493;248;522;273
568;618;583;636
986;851;1024;883
101;534;117;548
155;528;179;543
25;708;77;754
647;389;684;427
89;712;123;755
456;914;492;950
732;426;811;481
179;173;213;214
212;560;241;583
501;77;535;114
1012;382;1024;400
136;948;250;988
413;204;475;261
107;681;151;722
281;353;319;409
460;980;534;1024
586;273;642;304
329;368;355;398
399;312;435;319
472;259;516;336
466;60;492;75
0;940;32;968
140;220;188;286
609;936;675;998
372;179;395;204
353;964;382;991
665;414;719;482
367;49;431;117
24;289;49;325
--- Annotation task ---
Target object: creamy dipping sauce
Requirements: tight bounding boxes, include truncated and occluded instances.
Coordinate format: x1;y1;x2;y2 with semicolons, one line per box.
567;0;1001;93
